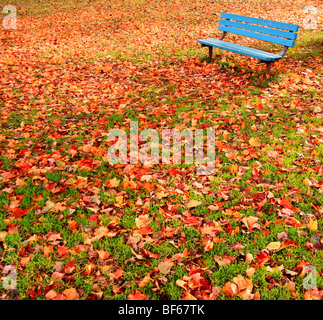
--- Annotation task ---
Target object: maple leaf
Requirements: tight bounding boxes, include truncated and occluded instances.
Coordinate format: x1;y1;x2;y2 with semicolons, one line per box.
249;137;260;147
108;177;120;188
97;246;110;260
232;275;253;292
186;200;202;209
127;290;149;300
304;288;323;300
138;273;152;288
176;279;188;290
43;245;53;257
57;245;68;257
182;292;197;300
112;268;124;279
158;261;173;275
214;255;232;266
222;282;238;297
45;290;58;300
135;214;151;229
62;288;79;300
307;219;317;231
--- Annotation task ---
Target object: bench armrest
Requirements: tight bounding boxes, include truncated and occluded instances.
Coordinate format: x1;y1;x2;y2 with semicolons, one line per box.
279;46;289;57
219;31;227;40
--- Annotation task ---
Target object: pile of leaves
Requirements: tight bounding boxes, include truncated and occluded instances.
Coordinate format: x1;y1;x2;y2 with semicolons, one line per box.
0;0;322;300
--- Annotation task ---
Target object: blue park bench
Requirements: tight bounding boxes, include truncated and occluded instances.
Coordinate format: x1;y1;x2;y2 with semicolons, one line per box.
197;13;299;75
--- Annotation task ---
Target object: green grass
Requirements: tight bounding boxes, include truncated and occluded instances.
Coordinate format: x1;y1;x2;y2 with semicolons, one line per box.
0;0;322;301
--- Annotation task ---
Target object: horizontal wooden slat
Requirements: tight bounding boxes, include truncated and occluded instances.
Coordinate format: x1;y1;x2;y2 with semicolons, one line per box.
197;38;283;61
218;25;295;47
220;13;299;32
219;19;297;40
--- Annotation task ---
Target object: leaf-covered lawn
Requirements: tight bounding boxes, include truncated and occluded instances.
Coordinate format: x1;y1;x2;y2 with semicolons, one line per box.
0;0;323;300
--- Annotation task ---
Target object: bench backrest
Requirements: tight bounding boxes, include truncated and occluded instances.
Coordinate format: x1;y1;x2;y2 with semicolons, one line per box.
219;13;299;47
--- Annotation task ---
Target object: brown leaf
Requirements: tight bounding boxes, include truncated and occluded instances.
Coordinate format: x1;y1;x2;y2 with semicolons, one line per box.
158;261;173;275
186;200;202;209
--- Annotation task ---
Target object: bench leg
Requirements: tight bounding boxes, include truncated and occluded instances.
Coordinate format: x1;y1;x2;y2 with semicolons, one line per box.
208;46;213;59
265;62;272;75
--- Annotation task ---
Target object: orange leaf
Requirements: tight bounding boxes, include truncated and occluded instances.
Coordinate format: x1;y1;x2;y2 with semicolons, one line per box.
127;290;149;300
232;275;253;292
62;288;79;300
57;245;68;257
45;289;58;300
113;268;124;279
182;291;197;300
249;137;260;147
43;245;53;257
222;282;238;297
138;273;151;288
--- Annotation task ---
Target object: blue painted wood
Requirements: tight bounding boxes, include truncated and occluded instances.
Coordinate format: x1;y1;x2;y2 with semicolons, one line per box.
221;13;299;32
218;25;295;47
219;19;297;40
197;39;283;61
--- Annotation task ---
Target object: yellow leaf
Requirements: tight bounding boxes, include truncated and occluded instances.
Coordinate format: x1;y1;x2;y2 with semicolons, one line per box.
307;219;317;231
249;137;260;147
0;231;8;241
186;200;202;209
176;279;187;290
115;195;123;205
109;177;120;188
266;241;281;252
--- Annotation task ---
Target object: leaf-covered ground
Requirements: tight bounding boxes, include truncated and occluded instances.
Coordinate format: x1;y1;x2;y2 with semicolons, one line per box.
0;0;323;300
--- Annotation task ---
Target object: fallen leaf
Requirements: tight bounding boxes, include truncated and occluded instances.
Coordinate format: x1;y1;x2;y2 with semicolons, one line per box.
176;279;187;290
214;255;232;266
0;231;8;241
135;214;150;229
186;200;202;209
307;219;317;231
62;288;79;300
182;292;197;300
138;273;151;288
249;137;260;147
158;261;173;275
45;289;58;300
266;241;281;252
127;290;149;300
222;282;238;297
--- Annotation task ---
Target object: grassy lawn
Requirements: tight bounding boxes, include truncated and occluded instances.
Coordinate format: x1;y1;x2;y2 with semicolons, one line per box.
0;0;322;300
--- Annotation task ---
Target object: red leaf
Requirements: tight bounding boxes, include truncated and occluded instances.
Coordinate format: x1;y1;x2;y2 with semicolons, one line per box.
113;268;124;279
57;245;68;257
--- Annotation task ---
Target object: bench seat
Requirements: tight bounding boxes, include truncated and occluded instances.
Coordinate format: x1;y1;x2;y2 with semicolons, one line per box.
197;13;299;74
197;38;283;62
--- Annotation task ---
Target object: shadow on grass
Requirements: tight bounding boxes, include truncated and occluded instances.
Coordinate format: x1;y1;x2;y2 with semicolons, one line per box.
199;55;281;88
